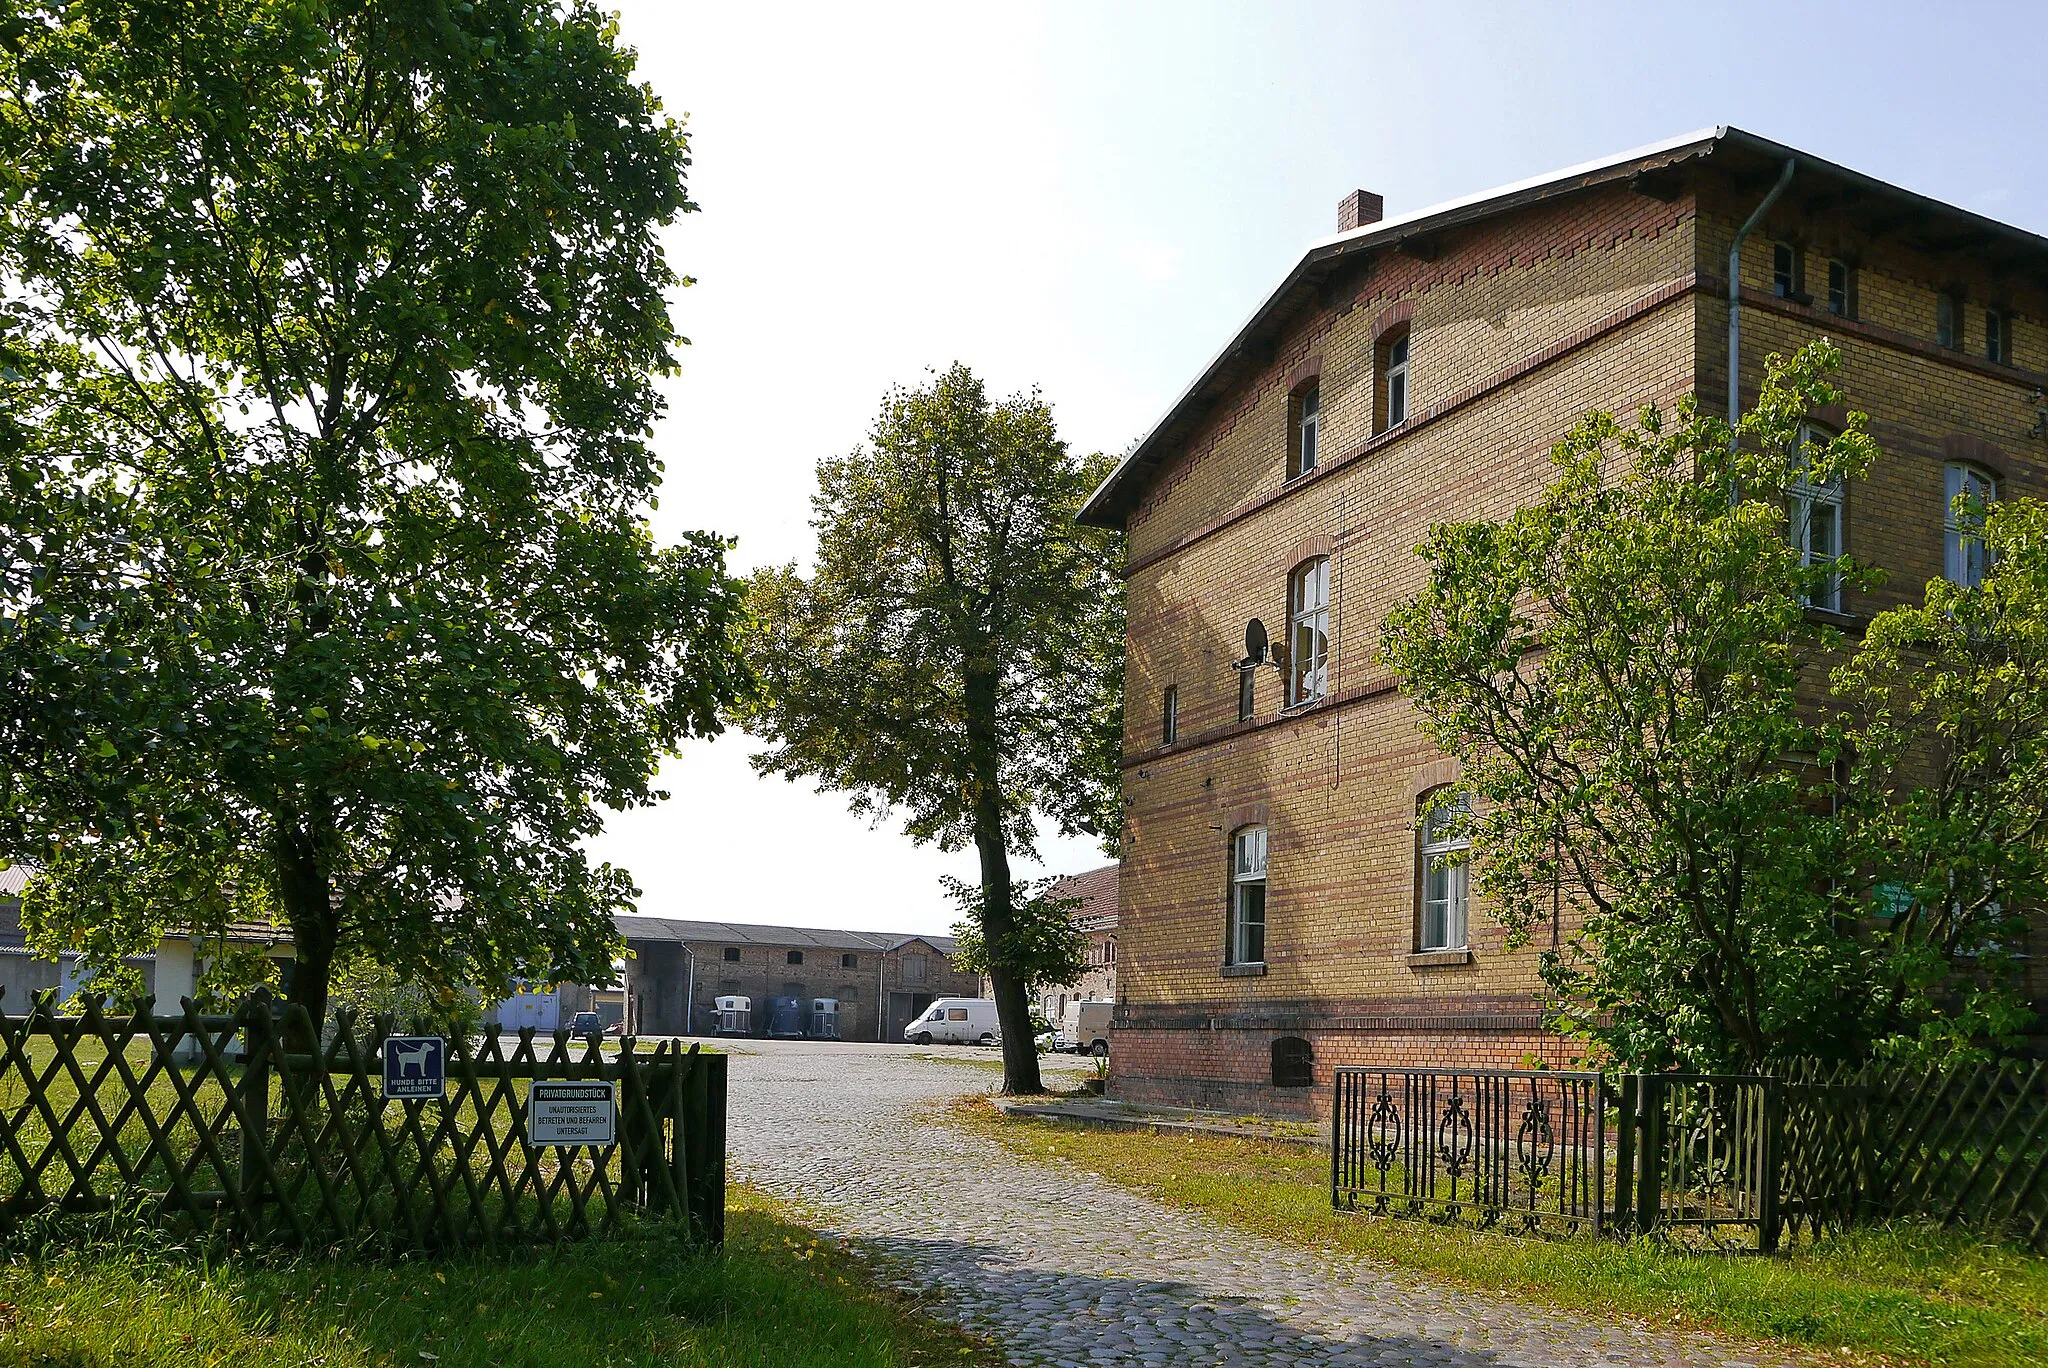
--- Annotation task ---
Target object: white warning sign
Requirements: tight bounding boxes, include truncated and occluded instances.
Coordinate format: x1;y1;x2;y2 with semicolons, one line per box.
525;1080;617;1147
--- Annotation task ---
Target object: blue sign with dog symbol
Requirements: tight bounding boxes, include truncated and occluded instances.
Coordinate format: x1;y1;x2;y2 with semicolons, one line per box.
382;1036;446;1100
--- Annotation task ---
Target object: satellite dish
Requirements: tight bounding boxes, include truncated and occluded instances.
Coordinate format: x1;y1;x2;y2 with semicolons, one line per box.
1241;619;1269;667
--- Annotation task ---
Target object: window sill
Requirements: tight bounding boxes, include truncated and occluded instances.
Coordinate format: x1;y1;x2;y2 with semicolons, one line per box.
1220;962;1268;978
1407;948;1472;968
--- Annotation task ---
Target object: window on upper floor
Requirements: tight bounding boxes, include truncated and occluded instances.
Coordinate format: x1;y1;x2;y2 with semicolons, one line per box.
1377;331;1411;433
1937;290;1963;349
1986;309;2012;366
1827;259;1855;319
1787;424;1845;613
1287;557;1330;705
1772;241;1804;301
842;953;859;969
1945;463;1998;588
1161;685;1178;745
1417;792;1471;953
1290;382;1321;478
1237;664;1256;722
1106;936;1116;965
723;947;741;963
787;950;804;966
1227;826;1267;966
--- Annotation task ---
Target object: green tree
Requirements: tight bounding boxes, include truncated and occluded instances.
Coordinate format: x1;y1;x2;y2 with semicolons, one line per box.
739;365;1123;1093
1380;342;1879;1072
0;1;747;1037
1834;495;2048;1061
943;876;1090;1004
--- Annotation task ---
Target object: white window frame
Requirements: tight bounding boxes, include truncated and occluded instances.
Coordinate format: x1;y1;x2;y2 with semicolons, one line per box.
1986;309;2009;366
1228;826;1267;966
1288;557;1330;706
1788;424;1845;612
1826;259;1851;317
1944;462;1997;588
1295;383;1320;476
1418;798;1469;952
1385;334;1410;429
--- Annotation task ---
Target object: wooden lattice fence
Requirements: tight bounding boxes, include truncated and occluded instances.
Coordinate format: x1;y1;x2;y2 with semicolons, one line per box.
0;990;725;1252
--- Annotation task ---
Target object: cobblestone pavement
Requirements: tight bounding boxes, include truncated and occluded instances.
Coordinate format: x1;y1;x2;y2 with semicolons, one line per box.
719;1040;1798;1368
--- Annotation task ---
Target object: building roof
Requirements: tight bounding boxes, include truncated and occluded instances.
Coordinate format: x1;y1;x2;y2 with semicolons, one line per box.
1046;864;1117;930
1078;125;2048;529
615;915;959;957
0;866;29;898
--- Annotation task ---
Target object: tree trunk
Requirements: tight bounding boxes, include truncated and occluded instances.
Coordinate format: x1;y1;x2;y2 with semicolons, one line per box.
964;665;1043;1094
274;817;336;1053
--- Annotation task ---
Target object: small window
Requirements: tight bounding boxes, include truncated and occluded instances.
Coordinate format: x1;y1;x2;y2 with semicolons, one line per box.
1937;290;1962;349
1237;665;1255;722
1271;1036;1314;1088
1161;686;1178;745
1986;310;2011;366
787;950;804;966
1228;826;1268;966
723;947;741;963
1944;463;1998;588
1787;425;1845;612
1378;332;1410;432
902;953;926;984
1106;936;1116;965
1826;260;1854;318
842;953;859;969
1772;242;1801;300
1418;795;1470;952
1287;557;1330;705
1291;382;1320;478
947;1007;968;1021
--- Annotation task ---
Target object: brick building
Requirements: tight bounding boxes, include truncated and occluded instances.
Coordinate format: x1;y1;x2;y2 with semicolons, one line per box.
1035;864;1119;1024
618;916;978;1041
1077;127;2048;1118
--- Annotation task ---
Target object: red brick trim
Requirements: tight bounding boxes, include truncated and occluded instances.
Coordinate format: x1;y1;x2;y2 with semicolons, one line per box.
1284;353;1323;393
1410;758;1459;797
1368;299;1412;343
1219;802;1270;833
1123;677;1399;769
1122;273;1701;581
1706;276;2048;395
1943;432;2012;479
1281;534;1333;572
1116;1010;1546;1033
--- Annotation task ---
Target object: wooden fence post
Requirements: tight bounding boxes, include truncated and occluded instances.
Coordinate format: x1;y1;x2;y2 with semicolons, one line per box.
237;998;274;1226
1759;1078;1783;1253
1634;1074;1663;1238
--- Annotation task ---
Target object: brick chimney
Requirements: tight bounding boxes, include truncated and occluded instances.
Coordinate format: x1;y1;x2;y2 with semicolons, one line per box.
1337;189;1384;233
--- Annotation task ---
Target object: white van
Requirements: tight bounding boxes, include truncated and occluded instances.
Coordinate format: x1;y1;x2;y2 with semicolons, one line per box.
904;998;1000;1046
1058;1000;1113;1056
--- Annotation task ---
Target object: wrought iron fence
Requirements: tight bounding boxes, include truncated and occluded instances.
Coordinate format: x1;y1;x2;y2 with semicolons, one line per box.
1335;1060;2048;1253
0;990;725;1252
1331;1066;1608;1235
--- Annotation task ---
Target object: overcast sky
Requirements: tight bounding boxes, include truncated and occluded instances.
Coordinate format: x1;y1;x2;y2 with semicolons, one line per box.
586;0;2045;938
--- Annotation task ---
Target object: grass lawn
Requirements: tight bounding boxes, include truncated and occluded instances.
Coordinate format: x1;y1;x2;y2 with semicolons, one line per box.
0;1186;995;1367
954;1097;2048;1368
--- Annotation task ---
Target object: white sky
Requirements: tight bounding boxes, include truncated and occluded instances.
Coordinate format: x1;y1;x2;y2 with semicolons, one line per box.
586;0;2045;938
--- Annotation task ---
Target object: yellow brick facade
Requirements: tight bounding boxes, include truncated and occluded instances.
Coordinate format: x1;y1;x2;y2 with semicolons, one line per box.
1097;142;2048;1119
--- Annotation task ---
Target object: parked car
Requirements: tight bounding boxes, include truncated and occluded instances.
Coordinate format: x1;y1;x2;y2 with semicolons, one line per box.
569;1010;603;1044
1057;1000;1112;1056
904;998;1000;1046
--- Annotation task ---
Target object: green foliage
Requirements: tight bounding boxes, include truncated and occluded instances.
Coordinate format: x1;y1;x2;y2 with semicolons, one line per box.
944;876;1089;991
1834;496;2048;1063
738;364;1123;1091
1381;342;1882;1072
0;2;748;1023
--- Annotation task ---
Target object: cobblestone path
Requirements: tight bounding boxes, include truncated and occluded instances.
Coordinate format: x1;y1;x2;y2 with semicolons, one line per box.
725;1042;1795;1368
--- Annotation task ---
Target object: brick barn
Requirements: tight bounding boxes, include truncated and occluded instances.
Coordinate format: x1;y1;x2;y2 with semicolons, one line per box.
1077;126;2048;1118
